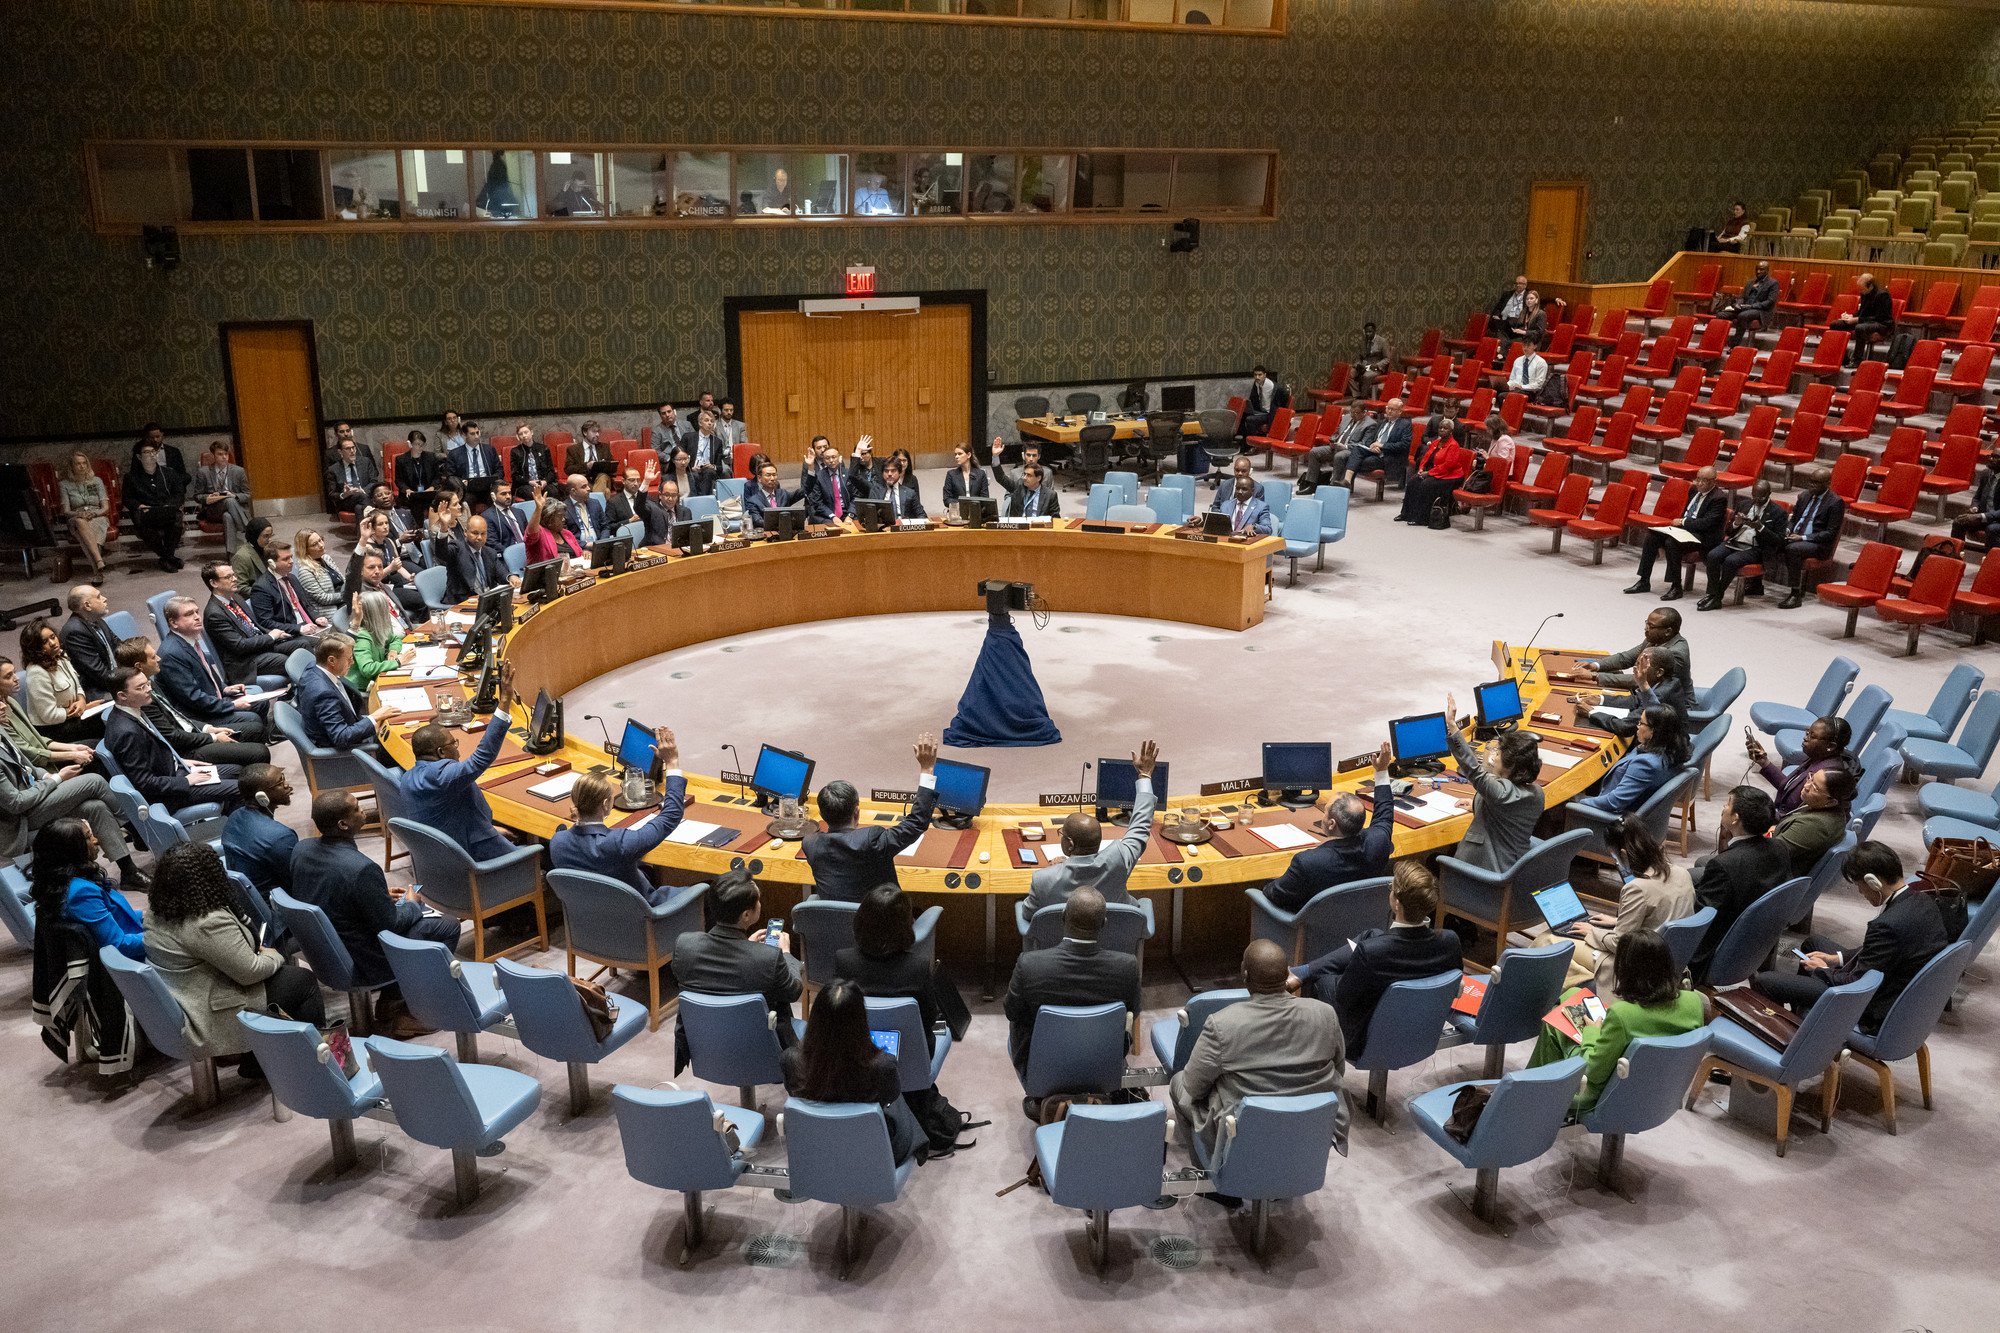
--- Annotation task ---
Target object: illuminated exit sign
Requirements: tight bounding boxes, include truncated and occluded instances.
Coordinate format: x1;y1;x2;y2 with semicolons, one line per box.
844;265;877;297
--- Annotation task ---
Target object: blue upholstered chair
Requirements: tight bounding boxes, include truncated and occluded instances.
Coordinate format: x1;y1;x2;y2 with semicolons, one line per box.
1245;876;1391;964
1691;970;1881;1156
1146;485;1190;526
1658;905;1716;979
864;996;951;1093
1881;662;1982;743
1410;1056;1587;1227
237;1012;387;1176
781;1097;919;1279
1906;689;2000;782
103;610;140;642
495;958;647;1114
389;816;547;963
351;747;411;870
146;589;179;640
1844;940;1976;1135
1749;656;1858;735
1281;495;1322;586
1350;969;1462;1122
1033;1100;1169;1273
548;868;706;1031
1018;900;1154;967
1085;483;1118;521
1023;1002;1130;1101
1566;766;1698;855
1149;988;1249;1073
1263;478;1294;524
794;896;942;994
1314;484;1349;568
271;888;389;1035
1700;876;1810;987
272;698;372;803
1438;828;1594;954
1773;683;1890;765
1685;666;1747;729
611;1085;770;1265
99;946;220;1110
365;1034;543;1205
503;542;527;576
96;740;224;835
413;564;452;613
678;991;787;1110
1104;469;1140;505
684;495;719;523
284;647;315;685
1578;1026;1712;1190
379;932;513;1064
1189;1091;1346;1264
1105;502;1157;524
1448;940;1575;1078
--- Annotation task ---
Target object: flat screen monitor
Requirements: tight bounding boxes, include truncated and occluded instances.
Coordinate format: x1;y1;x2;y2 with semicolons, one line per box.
528;688;556;741
1160;384;1197;414
750;744;815;803
1389;712;1452;764
617;719;658;773
1096;757;1169;812
474;582;515;634
959;495;999;528
1474;678;1525;727
766;506;807;541
670;519;710;555
1262;742;1334;793
853;498;892;532
523;558;564;604
931;758;991;818
590;535;633;574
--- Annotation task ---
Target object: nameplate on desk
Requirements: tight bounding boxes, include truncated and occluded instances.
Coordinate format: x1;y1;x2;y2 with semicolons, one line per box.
719;770;751;786
871;788;918;804
1173;530;1217;543
1040;792;1092;806
1079;522;1126;534
1336;752;1378;774
1199;776;1261;796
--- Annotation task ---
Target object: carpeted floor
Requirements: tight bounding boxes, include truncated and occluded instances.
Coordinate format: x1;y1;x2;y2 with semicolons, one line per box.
4;475;1997;1332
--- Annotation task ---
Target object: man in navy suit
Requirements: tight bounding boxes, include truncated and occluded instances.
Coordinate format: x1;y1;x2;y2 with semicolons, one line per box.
202;561;309;681
1215;475;1272;536
60;584;124;699
857;456;926;521
481;480;527;548
1292;863;1463;1062
742;460;801;533
799;436;855;524
112;638;269;768
992;461;1061;519
1333;397;1411;486
1263;744;1394;913
452;514;516;601
103;666;241;813
396;663;517;862
447;420;504;504
649;479;695;549
250;542;329;637
1207;454;1267;509
298;635;392;753
508;423;557;499
802;733;939;902
550;727;685;901
157;596;268;741
562;474;608;548
674;409;733;497
602;467;648;530
220;764;297;897
1777;464;1848;609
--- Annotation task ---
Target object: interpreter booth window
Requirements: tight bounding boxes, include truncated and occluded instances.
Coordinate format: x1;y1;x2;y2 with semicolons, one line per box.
91;145;190;226
967;154;1018;213
1172;152;1271;213
737;153;848;217
401;149;472;220
329;150;400;221
852;153;906;216
1018;154;1072;213
609;153;674;217
471;149;537;220
672;151;733;218
185;148;255;222
1073;153;1172;212
538;151;607;217
252;150;326;221
908;153;963;215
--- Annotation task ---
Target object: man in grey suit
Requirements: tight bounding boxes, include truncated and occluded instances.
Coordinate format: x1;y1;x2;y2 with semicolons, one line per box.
1002;887;1142;1107
0;706;146;883
669;869;803;1063
1442;695;1545;872
717;400;749;447
1578;607;1691;709
1025;740;1158;912
192;443;253;550
1171;939;1348;1167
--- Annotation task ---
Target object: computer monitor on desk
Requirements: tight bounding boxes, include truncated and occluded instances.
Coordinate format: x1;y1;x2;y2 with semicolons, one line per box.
1261;741;1333;808
766;507;807;541
853;498;892;532
959;496;999;528
1389;712;1451;778
670;519;711;555
1160;384;1197;414
931;758;990;830
1095;758;1169;821
522;558;564;605
589;535;633;575
750;744;815;811
617;719;660;777
1474;678;1525;732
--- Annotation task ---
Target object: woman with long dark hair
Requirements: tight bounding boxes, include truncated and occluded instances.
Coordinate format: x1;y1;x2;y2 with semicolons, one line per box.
1531;928;1703;1111
1538;814;1695;992
780;977;920;1165
30;817;142;960
19;620;100;743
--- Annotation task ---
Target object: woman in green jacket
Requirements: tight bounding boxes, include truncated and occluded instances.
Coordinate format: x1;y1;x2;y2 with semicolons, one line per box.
1531;928;1705;1112
347;589;413;688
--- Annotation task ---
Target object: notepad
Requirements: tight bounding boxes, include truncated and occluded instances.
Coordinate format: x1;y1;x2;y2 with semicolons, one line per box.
444;611;475;627
236;686;291;706
378;687;434;714
1590;705;1634;721
1400;792;1466;824
1540;751;1585;770
527;772;579;800
410;646;448;668
666;819;725;845
1249;823;1318;851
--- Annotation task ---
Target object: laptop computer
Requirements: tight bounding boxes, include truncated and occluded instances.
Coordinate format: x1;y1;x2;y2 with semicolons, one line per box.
1531;882;1590;934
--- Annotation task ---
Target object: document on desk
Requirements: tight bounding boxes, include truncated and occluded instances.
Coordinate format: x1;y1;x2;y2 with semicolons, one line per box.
1401;792;1466;825
666;819;723;845
236;686;292;706
1540;751;1585;771
1590;705;1634;721
378;687;435;714
1249;823;1318;851
409;646;449;668
527;772;579;801
1656;526;1698;544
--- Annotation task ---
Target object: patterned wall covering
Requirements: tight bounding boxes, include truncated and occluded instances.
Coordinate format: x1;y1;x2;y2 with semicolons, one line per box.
2;0;1998;438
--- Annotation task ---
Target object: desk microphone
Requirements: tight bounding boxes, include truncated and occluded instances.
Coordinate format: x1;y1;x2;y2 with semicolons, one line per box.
1078;760;1093;811
722;743;748;805
583;713;616;757
1516;612;1565;686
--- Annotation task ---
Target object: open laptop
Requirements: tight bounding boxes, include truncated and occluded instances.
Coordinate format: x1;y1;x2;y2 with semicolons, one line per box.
1531;882;1590;934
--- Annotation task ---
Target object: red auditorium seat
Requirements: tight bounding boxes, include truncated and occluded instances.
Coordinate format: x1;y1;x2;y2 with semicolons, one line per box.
1937;345;1993;400
1660;426;1723;481
1734;404;1779;444
1952;557;2000;645
1815;541;1900;638
1452;456;1510;530
1684;371;1747;422
1528;474;1592;547
1246;407;1296;464
1875;556;1966;656
1628;476;1691;534
1509;451;1572;512
1776;271;1831;324
1766;412;1827;489
1633;390;1691;452
1822;390;1880;444
1575;308;1629;350
1777;382;1834;431
1713;436;1770;491
1442;312;1490;355
1624;337;1684;386
1882;339;1943;389
1544;323;1576;358
1482;343;1525;388
1921;434;1980;517
1849;461;1924;541
1865;427;1925;486
1673;263;1722;313
1878;367;1936;420
1496;391;1528;434
1678;319;1731;368
1576;412;1637;474
1828;452;1869;507
1631;278;1674;329
1942;304;1999;350
1267;411;1318;474
1796;331;1850;380
1361;372;1405;412
1435;357;1484;405
1400;328;1443;370
1751;325;1807;372
1404;375;1436;415
1573;356;1631;404
1829;359;1886;409
1543;406;1600;454
1807;294;1860;335
1562;482;1637;563
1931;403;1982;453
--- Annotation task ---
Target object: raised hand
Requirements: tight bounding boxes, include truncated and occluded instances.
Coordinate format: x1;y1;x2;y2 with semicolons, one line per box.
1133;738;1159;778
913;731;939;773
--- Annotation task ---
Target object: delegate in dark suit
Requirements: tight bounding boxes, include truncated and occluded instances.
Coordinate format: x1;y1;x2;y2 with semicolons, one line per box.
1629;484;1728;594
799;461;853;525
325;448;380;513
142;687;268;769
1337;417;1413;483
1263;779;1394;913
1302;923;1463;1062
1689;832;1791;983
1002;938;1142;1078
1701;493;1790;605
446;441;504;490
398;713;514;863
669;922;804;1058
742;480;801;533
802;785;938;902
549;774;687;901
941;466;990;508
157;634;267;740
674;431;734;497
393;448;445;501
990;467;1062;519
297;665;380;752
221;805;297;897
1753;886;1947;1032
1777;481;1846;608
564;491;608;546
204;595;304;681
482;500;526;550
103;705;240;813
508;441;558;495
290;833;458;988
563;440;619;486
859;474;926;521
249;570;324;636
1240;375;1290;439
61;613;124;699
645;497;693;548
452;541;513;601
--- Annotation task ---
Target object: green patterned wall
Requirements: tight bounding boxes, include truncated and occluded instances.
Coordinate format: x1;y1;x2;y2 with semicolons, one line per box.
1;0;1997;436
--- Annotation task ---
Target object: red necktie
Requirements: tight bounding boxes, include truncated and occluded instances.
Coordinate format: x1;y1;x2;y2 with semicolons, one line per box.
283;579;310;627
831;475;843;519
229;600;254;628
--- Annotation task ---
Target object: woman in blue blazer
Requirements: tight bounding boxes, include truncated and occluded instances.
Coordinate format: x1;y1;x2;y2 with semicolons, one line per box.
30;817;145;959
1570;704;1688;819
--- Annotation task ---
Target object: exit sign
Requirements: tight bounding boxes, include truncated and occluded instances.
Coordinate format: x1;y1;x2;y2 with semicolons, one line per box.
844;265;876;296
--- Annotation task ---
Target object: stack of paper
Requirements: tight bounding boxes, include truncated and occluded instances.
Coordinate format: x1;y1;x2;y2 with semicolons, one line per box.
1249;823;1318;851
666;819;725;845
1402;792;1466;824
377;687;434;714
409;646;448;668
527;772;579;801
1541;751;1585;771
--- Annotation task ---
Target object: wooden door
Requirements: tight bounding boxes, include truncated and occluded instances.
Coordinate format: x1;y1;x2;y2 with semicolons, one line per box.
738;304;971;459
1525;181;1589;284
221;323;321;507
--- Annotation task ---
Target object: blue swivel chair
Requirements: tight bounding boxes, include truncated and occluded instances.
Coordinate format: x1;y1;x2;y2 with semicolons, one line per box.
1314;484;1349;568
1145;487;1189;525
1578;1026;1712;1191
146;589;179;640
1410;1056;1586;1228
781;1097;919;1279
548;869;707;1032
1263;478;1294;524
1774;683;1890;764
284;647;315;685
1350;970;1462;1122
271;887;389;1035
1657;905;1716;979
503;543;527;576
1700;876;1811;987
678;991;788;1110
1691;971;1881;1156
99;946;220;1110
1686;666;1747;729
390;816;548;963
1566;766;1698;854
1085;483;1118;521
1157;473;1196;512
1281;495;1322;586
1105;502;1157;524
1149;988;1249;1073
611;1085;771;1265
793;897;942;994
237;1012;388;1176
1034;1100;1169;1273
1104;469;1140;505
378;932;513;1063
0;863;34;950
1749;656;1858;735
352;747;413;870
618;520;645;548
1438;827;1594;947
413;564;452;614
103;610;140;642
1190;1092;1345;1264
684;495;720;523
1018;900;1154;981
364;1034;543;1206
1881;662;1982;743
1246;876;1392;965
495;958;646;1114
1023;1002;1131;1101
1845;940;1976;1135
864;996;951;1094
1905;689;2000;782
96;740;224;834
1448;940;1576;1077
272;698;372;804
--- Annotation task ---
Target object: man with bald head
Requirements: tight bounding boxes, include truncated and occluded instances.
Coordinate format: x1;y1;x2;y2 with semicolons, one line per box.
1171;937;1348;1163
1003;885;1143;1108
1624;464;1725;602
1024;740;1158;912
451;512;514;600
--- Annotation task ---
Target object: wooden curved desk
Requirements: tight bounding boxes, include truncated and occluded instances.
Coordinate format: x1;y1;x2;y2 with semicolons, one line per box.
377;523;1625;978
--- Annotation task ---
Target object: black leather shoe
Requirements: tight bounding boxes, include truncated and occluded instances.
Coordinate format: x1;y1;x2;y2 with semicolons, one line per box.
1745;579;1765;598
1696;595;1721;611
1779;593;1804;609
1661;584;1683;601
1623;580;1651;594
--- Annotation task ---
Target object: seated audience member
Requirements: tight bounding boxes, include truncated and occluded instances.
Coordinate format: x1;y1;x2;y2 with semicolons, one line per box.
549;730;686;902
1293;861;1462;1060
297;633;392;753
941;443;990;509
1577;607;1691;705
1529;929;1702;1112
1689;786;1787;982
1025;741;1159;912
220;765;297;899
601;467;646;529
292;790;460;1037
325;433;380;516
1771;766;1857;875
157;596;268;741
394;429;445;499
743;460;800;533
1828;271;1894;367
509;423;557;499
345;539;426;626
1505;338;1549;396
800;436;855;524
836;883;948;1053
231;516;278;589
990;437;1046;493
1490;273;1529;325
29;818;146;960
1774;465;1845;610
1240;365;1289;439
651;404;691;471
132;421;189;481
1299;408;1373;493
1949;439;2000;548
1396;416;1470;525
0;655;97;775
1746;716;1854;816
1570;703;1688;819
447;420;504;503
675;410;733;497
1356;321;1390;393
782;978;924;1166
1479;413;1518;472
482;481;527;548
1715;200;1751;252
452;514;515;600
1697;478;1787;609
803;734;939;902
103;666;241;813
438;410;467;458
290;529;349;615
1625;466;1726;601
60;451;112;583
60;584;124;698
1717;259;1779;346
989;462;1064;521
717;399;747;446
1173;938;1347;1164
1501;289;1546;346
669;867;803;1053
125;438;189;571
523;498;583;564
1207;454;1268;509
562;474;605;547
1752;841;1946;1032
1538;815;1693;993
347;590;414;689
203;561;310;681
1215;474;1272;535
1265;743;1394;913
143;840;325;1078
420;490;465;574
862;456;926;521
1334;396;1412;487
649;478;694;548
1002;887;1143;1092
250;540;330;638
397;664;518;862
563;419;619;486
111;638;268;768
1443;694;1545;872
19;620;101;743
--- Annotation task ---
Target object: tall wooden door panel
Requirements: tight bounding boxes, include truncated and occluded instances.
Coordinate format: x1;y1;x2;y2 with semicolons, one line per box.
222;323;321;505
739;304;970;458
1525;181;1588;285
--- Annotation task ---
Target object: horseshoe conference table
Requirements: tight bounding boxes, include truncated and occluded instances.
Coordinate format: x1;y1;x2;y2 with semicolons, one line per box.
375;521;1625;978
